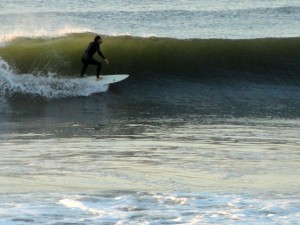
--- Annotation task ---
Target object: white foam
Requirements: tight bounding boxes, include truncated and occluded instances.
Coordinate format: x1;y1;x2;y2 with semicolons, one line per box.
0;59;108;99
1;192;300;224
58;199;109;216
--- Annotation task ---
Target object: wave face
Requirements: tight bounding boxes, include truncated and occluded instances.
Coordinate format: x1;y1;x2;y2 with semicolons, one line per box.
0;33;299;84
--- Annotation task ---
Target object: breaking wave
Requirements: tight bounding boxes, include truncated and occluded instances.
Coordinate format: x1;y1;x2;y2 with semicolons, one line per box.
0;33;299;84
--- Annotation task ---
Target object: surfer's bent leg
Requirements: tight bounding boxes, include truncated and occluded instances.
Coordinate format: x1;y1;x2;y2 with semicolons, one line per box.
89;58;102;78
80;58;89;77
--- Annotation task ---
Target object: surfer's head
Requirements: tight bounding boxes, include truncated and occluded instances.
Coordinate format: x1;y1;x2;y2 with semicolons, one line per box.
94;35;103;44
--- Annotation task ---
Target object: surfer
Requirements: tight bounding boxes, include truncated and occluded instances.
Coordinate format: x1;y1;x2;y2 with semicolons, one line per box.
80;35;110;80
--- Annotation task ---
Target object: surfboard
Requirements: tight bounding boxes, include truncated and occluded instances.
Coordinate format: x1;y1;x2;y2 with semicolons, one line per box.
84;74;129;85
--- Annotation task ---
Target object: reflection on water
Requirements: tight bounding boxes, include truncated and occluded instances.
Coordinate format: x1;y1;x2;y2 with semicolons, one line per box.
1;112;300;193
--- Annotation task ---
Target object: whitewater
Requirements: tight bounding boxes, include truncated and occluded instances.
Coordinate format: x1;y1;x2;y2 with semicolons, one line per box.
0;0;300;224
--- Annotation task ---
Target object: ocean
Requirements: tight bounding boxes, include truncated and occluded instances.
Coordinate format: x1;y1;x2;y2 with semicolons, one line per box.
0;0;300;224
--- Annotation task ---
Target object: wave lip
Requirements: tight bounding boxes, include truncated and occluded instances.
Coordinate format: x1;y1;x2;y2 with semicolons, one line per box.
0;26;91;46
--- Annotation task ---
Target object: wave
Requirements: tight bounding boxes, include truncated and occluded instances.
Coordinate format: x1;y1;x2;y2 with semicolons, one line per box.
0;33;299;84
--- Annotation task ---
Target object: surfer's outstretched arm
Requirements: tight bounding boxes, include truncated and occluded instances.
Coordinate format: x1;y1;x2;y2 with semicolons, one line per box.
97;47;109;64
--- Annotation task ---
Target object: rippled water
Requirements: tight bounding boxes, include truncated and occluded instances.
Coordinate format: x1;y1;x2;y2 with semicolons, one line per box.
1;0;300;224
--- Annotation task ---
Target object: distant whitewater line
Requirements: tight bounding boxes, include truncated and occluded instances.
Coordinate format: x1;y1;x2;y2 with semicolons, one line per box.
1;1;299;40
0;33;299;84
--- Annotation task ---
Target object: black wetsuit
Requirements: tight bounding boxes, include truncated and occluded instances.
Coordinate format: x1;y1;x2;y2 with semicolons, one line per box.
80;41;106;78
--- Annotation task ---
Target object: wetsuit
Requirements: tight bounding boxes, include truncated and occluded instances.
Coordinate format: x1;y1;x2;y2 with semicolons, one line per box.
80;41;106;78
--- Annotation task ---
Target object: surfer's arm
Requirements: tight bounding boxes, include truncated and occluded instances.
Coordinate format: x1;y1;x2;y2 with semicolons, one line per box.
97;47;109;64
96;45;106;59
97;50;106;59
96;44;109;64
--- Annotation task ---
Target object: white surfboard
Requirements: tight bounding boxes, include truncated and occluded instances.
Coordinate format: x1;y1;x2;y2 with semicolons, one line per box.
85;74;129;85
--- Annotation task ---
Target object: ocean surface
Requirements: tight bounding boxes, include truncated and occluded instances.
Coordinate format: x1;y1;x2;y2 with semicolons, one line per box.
1;0;300;224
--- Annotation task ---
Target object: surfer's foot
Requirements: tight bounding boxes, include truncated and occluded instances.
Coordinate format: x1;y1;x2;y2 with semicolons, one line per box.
96;76;103;81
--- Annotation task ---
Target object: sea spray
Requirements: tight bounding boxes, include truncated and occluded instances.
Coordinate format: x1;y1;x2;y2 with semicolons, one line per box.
0;59;108;99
